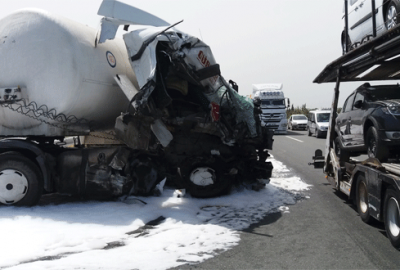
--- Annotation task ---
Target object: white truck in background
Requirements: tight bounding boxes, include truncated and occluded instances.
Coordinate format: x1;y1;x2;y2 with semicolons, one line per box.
253;84;288;134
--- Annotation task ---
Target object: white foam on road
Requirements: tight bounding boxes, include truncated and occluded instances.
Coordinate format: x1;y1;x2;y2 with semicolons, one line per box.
0;157;311;270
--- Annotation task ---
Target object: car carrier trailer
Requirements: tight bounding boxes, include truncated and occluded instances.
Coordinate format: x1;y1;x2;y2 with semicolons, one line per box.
310;0;400;249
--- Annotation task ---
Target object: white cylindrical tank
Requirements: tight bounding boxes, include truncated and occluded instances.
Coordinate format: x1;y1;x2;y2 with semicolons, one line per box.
0;9;138;136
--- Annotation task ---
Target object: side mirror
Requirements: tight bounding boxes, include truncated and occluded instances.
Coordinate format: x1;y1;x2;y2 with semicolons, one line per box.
354;100;363;109
229;80;239;92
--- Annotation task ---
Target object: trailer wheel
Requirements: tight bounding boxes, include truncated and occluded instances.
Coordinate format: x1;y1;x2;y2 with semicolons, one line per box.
384;188;400;249
366;126;389;162
181;157;232;198
0;152;43;206
356;174;373;224
386;1;400;30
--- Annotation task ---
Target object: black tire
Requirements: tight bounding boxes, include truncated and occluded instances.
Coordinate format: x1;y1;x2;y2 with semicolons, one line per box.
384;188;400;249
0;152;43;206
316;129;322;138
355;174;373;224
366;126;389;162
181;156;232;198
386;1;400;30
334;137;350;163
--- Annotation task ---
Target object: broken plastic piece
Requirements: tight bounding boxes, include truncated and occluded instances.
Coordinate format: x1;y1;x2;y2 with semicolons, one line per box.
153;177;166;196
150;119;173;147
114;74;139;101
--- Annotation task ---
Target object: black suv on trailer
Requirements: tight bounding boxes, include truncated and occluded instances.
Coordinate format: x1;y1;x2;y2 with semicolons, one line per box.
335;83;400;162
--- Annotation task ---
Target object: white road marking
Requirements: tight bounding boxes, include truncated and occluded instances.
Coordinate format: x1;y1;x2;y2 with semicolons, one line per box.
285;136;303;143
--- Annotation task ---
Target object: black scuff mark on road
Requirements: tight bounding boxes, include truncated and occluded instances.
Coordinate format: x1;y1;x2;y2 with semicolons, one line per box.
103;241;126;250
126;216;166;237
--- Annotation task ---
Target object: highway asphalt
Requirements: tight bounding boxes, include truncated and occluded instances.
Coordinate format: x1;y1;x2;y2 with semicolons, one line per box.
172;129;400;269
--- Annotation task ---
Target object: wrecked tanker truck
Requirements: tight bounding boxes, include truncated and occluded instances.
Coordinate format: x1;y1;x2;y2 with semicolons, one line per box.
0;1;273;206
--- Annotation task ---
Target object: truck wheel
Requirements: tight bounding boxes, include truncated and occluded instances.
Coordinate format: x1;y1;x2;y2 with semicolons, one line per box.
181;157;232;198
0;152;43;206
386;1;400;30
366;126;389;162
356;174;373;224
384;188;400;249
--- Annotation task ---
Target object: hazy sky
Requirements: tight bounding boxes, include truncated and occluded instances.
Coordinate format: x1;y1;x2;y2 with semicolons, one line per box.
0;0;382;109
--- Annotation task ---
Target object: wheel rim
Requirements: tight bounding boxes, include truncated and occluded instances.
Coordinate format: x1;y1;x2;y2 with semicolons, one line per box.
190;167;216;186
387;196;400;238
387;5;398;29
367;136;377;158
0;169;29;204
358;181;368;214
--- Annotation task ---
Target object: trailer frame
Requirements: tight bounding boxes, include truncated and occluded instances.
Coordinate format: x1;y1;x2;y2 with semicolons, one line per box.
311;0;400;249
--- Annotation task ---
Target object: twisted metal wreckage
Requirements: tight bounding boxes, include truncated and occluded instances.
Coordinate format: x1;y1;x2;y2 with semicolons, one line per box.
96;1;274;198
0;1;274;205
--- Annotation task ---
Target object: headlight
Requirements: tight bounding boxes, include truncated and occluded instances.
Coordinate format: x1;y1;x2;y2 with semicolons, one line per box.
385;131;400;139
382;105;400;115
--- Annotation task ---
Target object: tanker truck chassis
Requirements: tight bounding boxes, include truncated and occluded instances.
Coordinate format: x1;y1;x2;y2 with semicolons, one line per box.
0;1;274;206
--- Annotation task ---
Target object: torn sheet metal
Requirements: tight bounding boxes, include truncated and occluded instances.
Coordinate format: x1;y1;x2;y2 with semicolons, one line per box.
114;74;140;101
98;0;169;27
97;0;169;44
122;27;258;139
97;3;274;197
123;27;180;88
150;119;173;147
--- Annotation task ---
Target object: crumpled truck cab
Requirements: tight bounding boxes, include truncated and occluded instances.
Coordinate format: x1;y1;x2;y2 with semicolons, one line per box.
0;0;274;206
98;0;274;197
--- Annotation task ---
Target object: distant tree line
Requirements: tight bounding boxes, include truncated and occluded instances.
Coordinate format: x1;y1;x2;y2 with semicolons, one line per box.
286;103;341;118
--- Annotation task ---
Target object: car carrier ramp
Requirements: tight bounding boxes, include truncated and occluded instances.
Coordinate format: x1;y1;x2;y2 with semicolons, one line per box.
314;23;400;83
